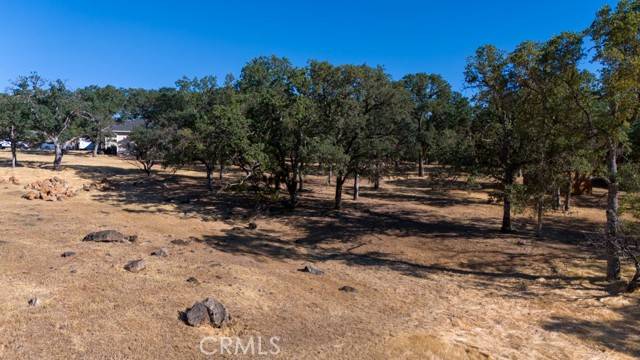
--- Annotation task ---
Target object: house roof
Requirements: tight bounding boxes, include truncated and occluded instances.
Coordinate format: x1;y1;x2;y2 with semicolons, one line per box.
111;119;145;133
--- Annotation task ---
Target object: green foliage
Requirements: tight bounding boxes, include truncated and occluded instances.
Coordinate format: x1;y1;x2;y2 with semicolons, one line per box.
128;125;168;176
76;85;125;148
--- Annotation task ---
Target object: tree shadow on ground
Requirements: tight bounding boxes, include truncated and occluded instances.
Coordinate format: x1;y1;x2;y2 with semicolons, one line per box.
199;198;606;286
542;302;640;358
386;177;497;191
21;158;612;296
65;163;264;221
358;188;489;207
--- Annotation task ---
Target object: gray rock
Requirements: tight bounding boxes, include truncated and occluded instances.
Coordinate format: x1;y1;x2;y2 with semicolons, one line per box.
186;302;210;327
61;251;76;257
82;230;128;243
150;248;169;257
186;277;200;285
339;286;357;293
170;239;190;246
124;259;146;273
300;264;324;275
247;222;257;230
202;297;230;327
28;297;39;306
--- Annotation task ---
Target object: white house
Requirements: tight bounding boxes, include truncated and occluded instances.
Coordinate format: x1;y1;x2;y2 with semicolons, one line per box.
105;119;145;155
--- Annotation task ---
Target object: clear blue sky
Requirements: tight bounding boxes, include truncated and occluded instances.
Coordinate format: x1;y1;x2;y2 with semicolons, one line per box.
0;1;617;93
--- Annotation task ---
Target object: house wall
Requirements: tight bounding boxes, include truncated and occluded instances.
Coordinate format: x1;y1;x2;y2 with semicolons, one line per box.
105;132;132;155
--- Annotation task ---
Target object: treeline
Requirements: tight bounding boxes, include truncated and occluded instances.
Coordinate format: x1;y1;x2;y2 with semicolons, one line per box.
2;1;640;286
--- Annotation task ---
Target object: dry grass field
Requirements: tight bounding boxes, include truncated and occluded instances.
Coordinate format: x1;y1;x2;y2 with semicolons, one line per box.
0;151;638;359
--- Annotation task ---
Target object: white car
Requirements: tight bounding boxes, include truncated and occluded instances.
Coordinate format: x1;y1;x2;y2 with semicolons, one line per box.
0;140;10;149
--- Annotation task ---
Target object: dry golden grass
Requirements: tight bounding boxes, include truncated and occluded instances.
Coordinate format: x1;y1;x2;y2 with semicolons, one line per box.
0;151;638;359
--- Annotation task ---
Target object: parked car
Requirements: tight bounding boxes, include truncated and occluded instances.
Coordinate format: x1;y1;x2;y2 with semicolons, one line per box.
39;142;56;151
0;140;10;149
16;141;30;150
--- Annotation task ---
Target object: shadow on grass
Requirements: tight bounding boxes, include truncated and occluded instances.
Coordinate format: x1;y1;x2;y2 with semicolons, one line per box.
542;302;640;357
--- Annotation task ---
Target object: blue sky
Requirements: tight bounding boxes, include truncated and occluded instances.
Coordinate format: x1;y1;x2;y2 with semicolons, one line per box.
0;1;617;93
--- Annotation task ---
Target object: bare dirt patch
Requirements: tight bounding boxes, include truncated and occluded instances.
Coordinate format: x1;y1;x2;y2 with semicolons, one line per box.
0;151;638;359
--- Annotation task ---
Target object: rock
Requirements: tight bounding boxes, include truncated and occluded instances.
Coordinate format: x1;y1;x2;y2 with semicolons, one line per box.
202;298;230;327
150;248;169;257
82;230;129;243
185;298;230;328
186;302;210;327
23;191;39;200
128;235;139;243
23;177;76;200
186;277;200;285
124;259;146;273
61;251;76;257
28;297;39;306
247;222;257;230
8;176;20;185
339;286;357;293
299;263;324;275
170;239;190;246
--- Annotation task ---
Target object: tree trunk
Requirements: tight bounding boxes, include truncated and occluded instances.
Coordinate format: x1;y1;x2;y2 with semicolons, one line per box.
501;169;514;233
552;187;561;210
205;163;214;191
219;163;224;181
334;175;345;210
418;150;424;177
374;176;380;190
353;173;360;200
536;197;544;238
563;173;571;212
287;176;299;209
627;259;640;292
605;146;621;281
93;130;100;157
274;175;281;192
298;171;304;192
53;141;63;171
10;125;17;168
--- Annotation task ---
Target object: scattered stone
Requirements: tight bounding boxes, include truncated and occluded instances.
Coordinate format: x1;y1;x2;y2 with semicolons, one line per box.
339;286;357;293
124;259;146;273
61;251;76;257
535;277;546;283
185;297;230;328
186;277;200;285
23;177;76;200
202;298;230;327
8;176;20;185
82;230;133;243
150;248;169;257
247;222;257;230
186;302;210;327
170;239;190;246
83;178;112;192
28;297;39;307
299;264;324;275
